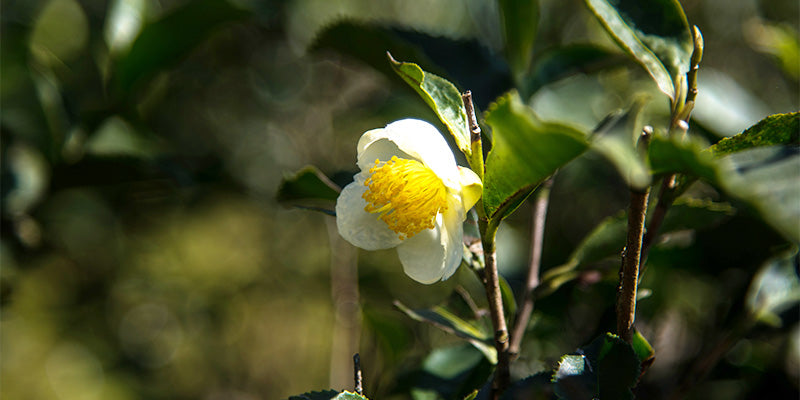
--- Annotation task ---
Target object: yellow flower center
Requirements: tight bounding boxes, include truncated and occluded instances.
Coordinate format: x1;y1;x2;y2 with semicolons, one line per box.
362;156;448;239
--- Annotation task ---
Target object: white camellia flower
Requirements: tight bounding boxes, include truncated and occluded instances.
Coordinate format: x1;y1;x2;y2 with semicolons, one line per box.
336;119;482;284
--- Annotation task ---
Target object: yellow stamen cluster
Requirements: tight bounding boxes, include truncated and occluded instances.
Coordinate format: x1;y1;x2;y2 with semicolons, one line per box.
363;156;448;239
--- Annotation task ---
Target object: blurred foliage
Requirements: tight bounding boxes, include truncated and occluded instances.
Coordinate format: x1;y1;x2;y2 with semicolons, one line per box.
1;1;798;400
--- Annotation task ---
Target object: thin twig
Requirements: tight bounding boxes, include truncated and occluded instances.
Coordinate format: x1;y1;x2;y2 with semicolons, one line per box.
462;91;485;181
353;353;363;395
480;219;511;399
509;177;553;358
617;131;652;343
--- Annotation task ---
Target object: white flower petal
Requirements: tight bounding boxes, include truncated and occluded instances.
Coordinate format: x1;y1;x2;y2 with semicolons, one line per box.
335;176;403;251
358;119;460;189
396;201;464;284
396;223;447;284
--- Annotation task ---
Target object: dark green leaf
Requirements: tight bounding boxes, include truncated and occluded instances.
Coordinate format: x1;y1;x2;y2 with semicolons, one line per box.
394;300;497;363
276;166;341;215
554;333;640;400
711;112;800;156
499;274;517;319
389;55;472;157
589;102;650;190
114;0;249;93
483;92;588;218
584;0;692;100
498;0;539;80
287;390;340;400
746;249;800;327
522;44;625;97
500;372;554;400
648;134;718;182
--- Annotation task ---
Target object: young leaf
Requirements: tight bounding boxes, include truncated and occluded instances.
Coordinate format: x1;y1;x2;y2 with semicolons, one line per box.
631;330;655;365
276;166;341;215
388;55;472;157
584;0;692;100
483;92;588;219
498;0;539;81
113;0;249;93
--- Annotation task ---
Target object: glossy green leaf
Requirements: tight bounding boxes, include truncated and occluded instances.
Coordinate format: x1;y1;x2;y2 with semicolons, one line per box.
522;44;625;97
590;103;650;190
276;166;341;215
483;92;588;218
746;249;800;327
553;354;595;400
711;112;799;156
389;55;472;157
113;0;249;92
584;0;692;100
394;301;497;363
498;0;539;80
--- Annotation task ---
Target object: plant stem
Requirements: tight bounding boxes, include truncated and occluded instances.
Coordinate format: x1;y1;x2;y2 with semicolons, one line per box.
509;177;553;358
462;91;484;182
617;130;652;343
479;218;510;398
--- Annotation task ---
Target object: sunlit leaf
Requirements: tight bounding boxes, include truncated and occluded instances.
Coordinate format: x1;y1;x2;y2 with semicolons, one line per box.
522;44;625;98
584;0;692;100
394;300;497;364
553;354;595;400
389;55;472;157
631;330;655;364
333;392;370;400
711;112;799;156
589;102;650;190
276;166;341;215
113;0;249;92
483;92;588;218
746;249;800;327
498;0;539;80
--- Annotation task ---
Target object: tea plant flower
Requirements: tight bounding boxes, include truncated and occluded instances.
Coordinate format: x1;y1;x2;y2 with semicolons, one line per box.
336;119;482;284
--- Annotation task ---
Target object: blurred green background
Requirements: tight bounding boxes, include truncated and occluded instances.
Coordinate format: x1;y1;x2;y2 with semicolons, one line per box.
1;0;798;399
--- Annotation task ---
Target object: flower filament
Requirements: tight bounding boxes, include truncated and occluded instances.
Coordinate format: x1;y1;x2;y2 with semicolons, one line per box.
362;156;448;239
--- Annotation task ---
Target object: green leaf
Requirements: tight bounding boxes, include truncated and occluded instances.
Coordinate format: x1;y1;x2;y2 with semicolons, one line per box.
394;300;497;364
631;330;655;364
498;0;539;80
590;102;651;190
333;392;370;400
500;372;554;400
710;112;800;156
649;120;800;243
389;55;472;157
287;390;341;400
499;275;517;320
584;0;692;100
746;249;800;327
483;92;588;218
113;0;249;93
522;44;625;97
276;166;341;215
553;333;641;400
